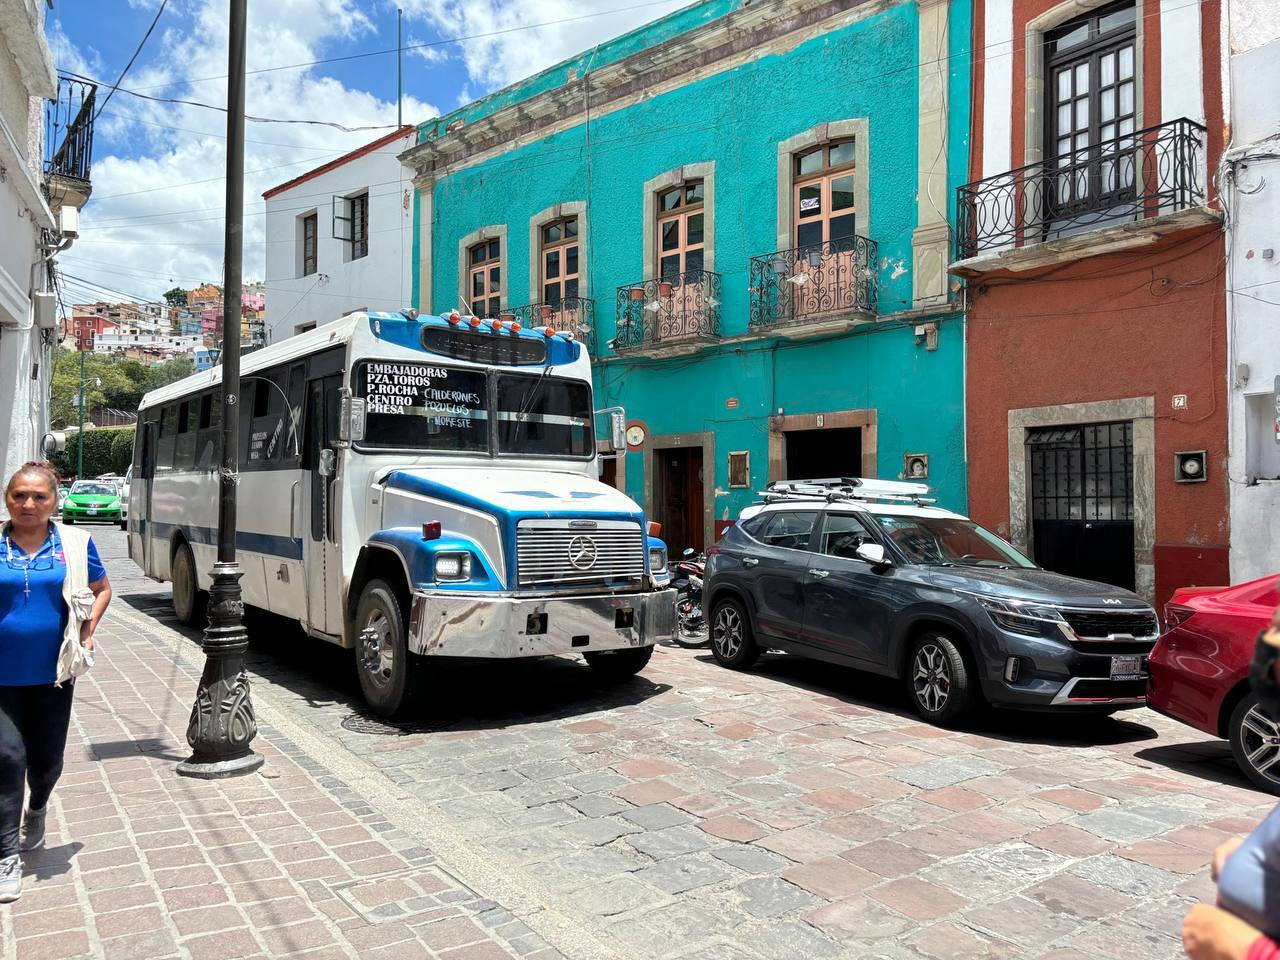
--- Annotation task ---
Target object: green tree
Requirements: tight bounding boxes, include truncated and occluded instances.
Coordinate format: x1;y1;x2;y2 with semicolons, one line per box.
163;287;188;307
143;356;194;392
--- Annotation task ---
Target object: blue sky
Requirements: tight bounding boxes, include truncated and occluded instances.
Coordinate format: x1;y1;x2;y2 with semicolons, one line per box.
49;0;686;306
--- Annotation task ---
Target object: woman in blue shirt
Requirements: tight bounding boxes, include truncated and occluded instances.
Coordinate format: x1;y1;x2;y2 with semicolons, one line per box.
0;462;111;904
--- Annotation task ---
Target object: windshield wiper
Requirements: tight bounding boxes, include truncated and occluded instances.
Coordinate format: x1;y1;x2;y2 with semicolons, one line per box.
510;365;553;447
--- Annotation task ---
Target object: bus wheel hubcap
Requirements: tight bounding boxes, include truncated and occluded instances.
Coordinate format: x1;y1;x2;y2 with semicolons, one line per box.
361;613;395;687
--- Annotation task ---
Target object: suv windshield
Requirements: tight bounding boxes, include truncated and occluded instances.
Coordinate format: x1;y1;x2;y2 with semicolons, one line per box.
71;482;117;497
355;361;592;458
871;514;1035;568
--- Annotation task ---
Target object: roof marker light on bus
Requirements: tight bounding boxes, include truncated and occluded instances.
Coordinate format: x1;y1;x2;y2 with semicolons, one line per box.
422;521;441;541
647;521;662;537
510;322;522;333
448;312;461;326
489;319;502;331
543;327;556;338
469;316;482;329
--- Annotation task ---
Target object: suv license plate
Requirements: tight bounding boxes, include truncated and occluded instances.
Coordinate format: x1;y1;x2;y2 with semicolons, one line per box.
1110;655;1143;680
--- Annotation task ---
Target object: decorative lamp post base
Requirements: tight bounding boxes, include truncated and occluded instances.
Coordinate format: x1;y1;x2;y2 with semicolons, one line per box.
176;561;264;779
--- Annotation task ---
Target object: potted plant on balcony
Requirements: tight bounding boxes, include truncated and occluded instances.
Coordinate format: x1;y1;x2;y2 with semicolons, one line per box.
658;280;674;298
628;286;645;301
499;311;515;323
539;304;554;321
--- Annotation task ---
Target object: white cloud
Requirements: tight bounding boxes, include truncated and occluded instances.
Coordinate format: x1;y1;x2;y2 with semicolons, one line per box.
55;0;437;306
407;34;453;66
400;0;688;93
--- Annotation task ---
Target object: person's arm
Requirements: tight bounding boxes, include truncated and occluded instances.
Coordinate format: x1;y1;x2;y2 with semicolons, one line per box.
1247;936;1280;960
79;537;112;653
1183;904;1266;960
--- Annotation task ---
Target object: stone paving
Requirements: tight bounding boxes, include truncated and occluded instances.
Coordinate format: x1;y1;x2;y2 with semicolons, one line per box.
13;528;1276;959
0;534;561;960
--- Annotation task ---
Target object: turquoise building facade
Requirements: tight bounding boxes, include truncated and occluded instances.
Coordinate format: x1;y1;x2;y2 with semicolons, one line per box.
403;0;971;553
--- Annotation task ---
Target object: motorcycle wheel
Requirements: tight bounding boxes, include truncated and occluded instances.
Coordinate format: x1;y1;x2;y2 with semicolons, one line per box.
673;618;710;649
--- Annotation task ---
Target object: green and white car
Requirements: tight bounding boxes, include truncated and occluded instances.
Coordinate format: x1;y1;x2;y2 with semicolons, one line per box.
62;480;124;526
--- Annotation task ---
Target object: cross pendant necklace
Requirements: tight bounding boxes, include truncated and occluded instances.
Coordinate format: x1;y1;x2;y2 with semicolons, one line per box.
6;535;44;599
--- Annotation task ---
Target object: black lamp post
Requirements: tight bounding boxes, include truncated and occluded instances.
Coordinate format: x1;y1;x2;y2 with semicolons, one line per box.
177;0;262;779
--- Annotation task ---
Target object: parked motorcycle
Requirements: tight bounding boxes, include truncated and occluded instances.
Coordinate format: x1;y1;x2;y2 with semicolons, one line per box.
671;548;709;648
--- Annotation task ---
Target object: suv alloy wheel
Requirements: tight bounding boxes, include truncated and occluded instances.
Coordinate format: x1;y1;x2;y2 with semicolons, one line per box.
710;597;759;670
907;631;975;725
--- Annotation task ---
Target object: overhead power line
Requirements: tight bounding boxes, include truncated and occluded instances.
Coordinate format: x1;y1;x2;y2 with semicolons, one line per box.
94;0;171;120
97;0;687;94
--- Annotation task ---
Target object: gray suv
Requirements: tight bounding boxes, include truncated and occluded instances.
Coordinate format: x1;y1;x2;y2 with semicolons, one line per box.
704;479;1159;725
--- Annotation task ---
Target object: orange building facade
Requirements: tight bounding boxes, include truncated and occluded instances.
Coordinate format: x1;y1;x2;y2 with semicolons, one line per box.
953;0;1228;607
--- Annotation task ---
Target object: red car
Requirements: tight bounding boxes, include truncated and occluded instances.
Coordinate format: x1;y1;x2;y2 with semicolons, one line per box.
1148;575;1280;794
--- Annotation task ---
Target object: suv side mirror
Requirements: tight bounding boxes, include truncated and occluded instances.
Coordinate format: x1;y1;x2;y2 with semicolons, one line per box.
856;542;890;567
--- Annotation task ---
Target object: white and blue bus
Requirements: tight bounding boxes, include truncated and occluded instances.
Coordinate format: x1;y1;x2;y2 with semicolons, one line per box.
129;309;675;715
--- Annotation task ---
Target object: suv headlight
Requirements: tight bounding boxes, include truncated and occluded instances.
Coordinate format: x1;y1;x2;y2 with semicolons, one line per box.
434;552;472;582
649;547;667;574
973;595;1065;637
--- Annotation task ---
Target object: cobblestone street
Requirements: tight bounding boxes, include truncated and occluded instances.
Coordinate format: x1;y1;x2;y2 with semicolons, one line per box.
7;528;1272;959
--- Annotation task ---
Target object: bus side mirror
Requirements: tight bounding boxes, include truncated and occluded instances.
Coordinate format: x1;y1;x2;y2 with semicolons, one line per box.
610;411;626;452
339;394;366;443
318;448;335;477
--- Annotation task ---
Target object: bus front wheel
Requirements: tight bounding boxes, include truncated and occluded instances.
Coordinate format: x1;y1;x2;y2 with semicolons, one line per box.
355;580;423;719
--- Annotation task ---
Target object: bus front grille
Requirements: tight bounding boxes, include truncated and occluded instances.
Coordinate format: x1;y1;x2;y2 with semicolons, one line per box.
516;520;646;587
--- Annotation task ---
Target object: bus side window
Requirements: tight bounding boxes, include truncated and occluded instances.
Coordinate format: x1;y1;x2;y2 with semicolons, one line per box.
245;366;291;468
156;404;178;472
195;390;220;472
174;400;195;471
284;364;304;468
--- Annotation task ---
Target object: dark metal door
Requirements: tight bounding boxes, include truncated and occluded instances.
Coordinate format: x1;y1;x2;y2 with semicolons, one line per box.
801;511;896;664
1028;421;1135;590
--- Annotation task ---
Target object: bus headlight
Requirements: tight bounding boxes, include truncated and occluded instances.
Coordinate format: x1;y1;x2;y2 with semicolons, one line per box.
649;547;667;574
434;552;472;582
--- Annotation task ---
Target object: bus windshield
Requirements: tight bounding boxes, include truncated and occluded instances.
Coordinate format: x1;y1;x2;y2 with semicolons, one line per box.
356;361;593;458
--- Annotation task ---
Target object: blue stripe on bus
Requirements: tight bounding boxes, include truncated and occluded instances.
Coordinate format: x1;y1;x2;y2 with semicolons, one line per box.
141;519;305;561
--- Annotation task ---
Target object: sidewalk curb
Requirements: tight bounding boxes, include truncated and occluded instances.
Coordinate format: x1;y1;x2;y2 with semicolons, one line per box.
111;601;638;960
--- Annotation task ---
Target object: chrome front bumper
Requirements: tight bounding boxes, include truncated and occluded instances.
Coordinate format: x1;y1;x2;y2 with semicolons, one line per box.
408;588;677;658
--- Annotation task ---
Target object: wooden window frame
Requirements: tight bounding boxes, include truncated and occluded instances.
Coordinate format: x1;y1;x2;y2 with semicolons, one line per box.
468;238;503;318
792;140;858;250
1044;2;1137;214
655;179;706;280
302;213;318;276
350;193;369;260
540;215;580;307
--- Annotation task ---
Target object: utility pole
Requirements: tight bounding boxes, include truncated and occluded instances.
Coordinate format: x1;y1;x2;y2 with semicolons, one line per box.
397;7;403;128
76;347;85;479
178;0;262;779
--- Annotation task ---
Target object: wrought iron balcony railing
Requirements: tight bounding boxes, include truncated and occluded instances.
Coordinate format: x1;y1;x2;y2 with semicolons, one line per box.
44;76;97;183
956;117;1206;259
749;236;877;330
509;297;595;355
614;270;721;351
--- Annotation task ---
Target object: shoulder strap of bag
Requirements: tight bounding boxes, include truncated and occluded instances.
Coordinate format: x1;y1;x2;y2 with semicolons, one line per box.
55;523;90;591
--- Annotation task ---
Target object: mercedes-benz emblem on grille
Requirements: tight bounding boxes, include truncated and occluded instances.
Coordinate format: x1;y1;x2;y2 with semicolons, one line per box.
568;535;599;570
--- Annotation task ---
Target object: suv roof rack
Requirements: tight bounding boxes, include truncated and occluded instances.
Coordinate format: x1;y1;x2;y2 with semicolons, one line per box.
760;477;937;506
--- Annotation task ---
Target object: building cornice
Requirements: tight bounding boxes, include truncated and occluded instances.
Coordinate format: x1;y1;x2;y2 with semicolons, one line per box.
0;0;56;100
400;0;895;180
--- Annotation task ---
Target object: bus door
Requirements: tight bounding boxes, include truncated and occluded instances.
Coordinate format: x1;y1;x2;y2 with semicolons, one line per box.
304;374;343;636
136;420;159;575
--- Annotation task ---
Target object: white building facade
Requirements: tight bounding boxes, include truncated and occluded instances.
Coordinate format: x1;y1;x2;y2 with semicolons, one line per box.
0;0;63;493
263;127;415;344
1225;0;1280;582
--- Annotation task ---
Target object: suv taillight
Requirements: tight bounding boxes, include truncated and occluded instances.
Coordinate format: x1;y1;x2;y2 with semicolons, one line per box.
1163;603;1195;630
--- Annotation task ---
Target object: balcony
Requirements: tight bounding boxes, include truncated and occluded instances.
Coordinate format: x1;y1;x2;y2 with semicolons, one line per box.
43;76;97;215
954;118;1214;274
510;297;596;356
749;236;877;337
613;270;721;357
